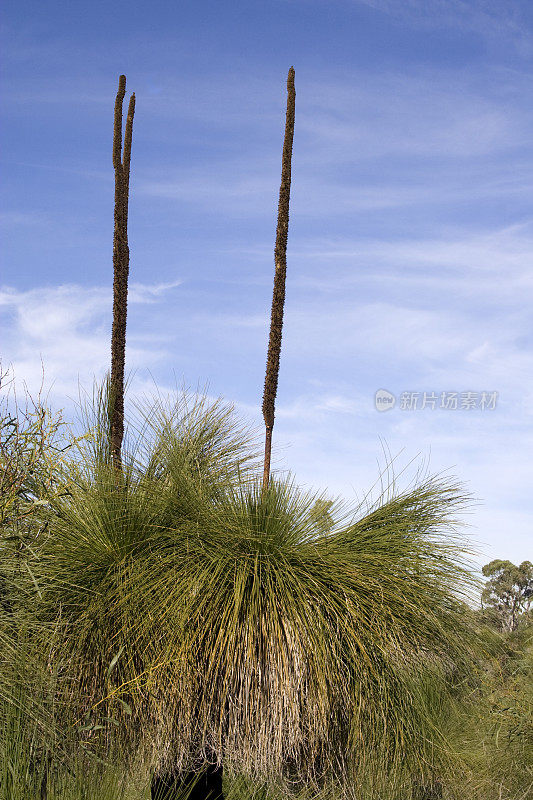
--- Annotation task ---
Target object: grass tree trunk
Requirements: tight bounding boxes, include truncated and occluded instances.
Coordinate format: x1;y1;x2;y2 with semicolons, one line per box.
262;67;296;493
151;68;295;800
110;74;135;470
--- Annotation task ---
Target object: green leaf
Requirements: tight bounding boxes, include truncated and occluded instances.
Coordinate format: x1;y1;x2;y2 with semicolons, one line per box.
106;645;124;679
116;698;132;715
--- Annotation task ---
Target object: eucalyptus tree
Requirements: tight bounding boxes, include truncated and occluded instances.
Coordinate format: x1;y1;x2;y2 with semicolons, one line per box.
482;559;533;632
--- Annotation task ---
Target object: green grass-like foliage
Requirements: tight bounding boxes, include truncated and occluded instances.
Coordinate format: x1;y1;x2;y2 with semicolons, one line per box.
448;621;533;799
2;385;493;797
21;385;477;795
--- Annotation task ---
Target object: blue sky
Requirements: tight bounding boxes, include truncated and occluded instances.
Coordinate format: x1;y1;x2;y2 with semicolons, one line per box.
1;0;532;572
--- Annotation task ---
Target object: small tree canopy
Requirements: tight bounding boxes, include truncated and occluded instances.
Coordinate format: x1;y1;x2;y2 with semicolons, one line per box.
481;559;533;632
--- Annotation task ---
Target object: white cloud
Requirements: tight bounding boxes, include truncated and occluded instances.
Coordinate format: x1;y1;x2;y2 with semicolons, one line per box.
0;281;182;399
129;280;182;302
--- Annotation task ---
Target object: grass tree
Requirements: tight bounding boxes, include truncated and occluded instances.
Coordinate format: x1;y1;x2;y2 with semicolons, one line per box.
0;390;483;798
4;70;486;800
33;398;480;797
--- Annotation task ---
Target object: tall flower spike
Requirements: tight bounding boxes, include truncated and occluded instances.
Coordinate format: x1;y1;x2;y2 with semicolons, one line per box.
110;74;135;471
262;67;296;493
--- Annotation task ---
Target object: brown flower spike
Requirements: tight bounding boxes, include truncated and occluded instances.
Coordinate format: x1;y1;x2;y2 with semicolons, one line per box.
262;67;296;492
110;75;135;470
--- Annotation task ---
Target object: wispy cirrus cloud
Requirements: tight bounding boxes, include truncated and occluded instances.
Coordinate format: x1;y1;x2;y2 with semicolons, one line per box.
285;222;533;301
350;0;529;49
131;66;533;223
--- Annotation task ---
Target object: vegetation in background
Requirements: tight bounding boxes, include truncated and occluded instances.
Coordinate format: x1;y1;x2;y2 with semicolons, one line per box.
0;385;73;799
480;559;533;632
